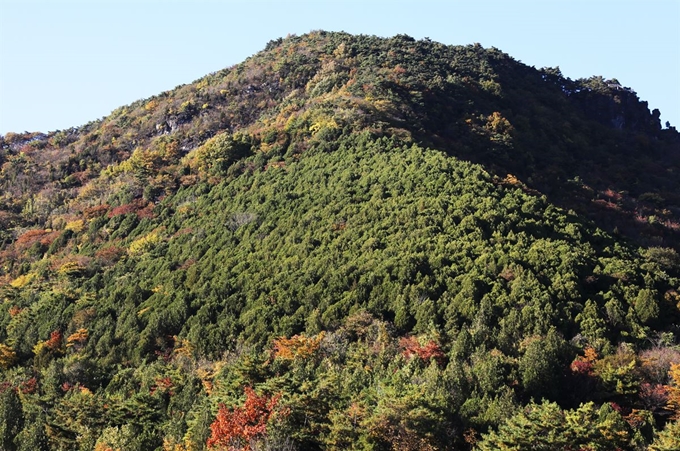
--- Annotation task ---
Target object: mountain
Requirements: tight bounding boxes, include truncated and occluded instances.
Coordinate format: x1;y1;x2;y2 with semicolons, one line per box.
1;31;679;450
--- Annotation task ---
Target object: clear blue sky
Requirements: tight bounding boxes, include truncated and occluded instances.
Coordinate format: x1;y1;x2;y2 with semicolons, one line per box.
1;0;679;135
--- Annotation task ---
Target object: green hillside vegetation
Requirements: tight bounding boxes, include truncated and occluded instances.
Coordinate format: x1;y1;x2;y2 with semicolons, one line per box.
1;31;679;450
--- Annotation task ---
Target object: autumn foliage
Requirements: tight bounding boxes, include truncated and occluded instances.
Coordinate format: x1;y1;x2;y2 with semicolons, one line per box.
207;387;282;450
15;229;50;247
399;336;446;367
8;305;23;317
666;363;680;419
66;328;89;349
19;377;37;394
107;199;151;218
0;343;16;369
83;204;110;219
639;382;669;413
46;330;63;351
272;332;324;360
570;346;598;375
95;245;126;265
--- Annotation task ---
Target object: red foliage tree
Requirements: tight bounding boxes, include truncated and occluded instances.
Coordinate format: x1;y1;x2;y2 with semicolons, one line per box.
19;377;37;394
107;199;150;218
95;245;126;263
570;359;593;376
15;229;50;247
570;346;598;375
83;204;110;219
207;386;281;450
399;336;446;367
639;382;668;413
46;330;63;351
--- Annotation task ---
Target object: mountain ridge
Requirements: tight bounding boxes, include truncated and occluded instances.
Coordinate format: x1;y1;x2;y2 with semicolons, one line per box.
2;31;678;252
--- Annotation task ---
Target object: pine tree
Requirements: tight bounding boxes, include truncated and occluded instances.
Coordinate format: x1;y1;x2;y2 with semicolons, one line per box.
0;387;23;451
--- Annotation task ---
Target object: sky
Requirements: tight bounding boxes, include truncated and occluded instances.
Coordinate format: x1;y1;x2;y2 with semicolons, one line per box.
1;0;679;135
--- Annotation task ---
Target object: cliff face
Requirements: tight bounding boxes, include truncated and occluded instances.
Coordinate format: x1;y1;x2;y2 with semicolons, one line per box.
0;32;679;450
567;77;662;133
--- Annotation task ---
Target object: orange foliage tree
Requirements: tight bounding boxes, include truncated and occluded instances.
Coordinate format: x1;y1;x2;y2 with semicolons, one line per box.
66;328;89;351
272;332;324;361
45;330;63;351
207;387;282;450
15;229;50;247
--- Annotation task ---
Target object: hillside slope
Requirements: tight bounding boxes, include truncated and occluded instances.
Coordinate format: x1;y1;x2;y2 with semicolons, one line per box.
1;31;679;450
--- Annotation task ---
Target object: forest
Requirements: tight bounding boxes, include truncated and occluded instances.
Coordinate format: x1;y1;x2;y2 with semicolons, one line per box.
1;31;680;450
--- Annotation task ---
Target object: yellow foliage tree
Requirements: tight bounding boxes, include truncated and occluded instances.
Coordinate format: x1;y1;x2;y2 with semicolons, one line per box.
65;219;85;233
666;363;680;419
128;232;162;256
192;132;251;176
649;419;680;451
0;343;17;369
10;272;36;288
58;261;86;277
